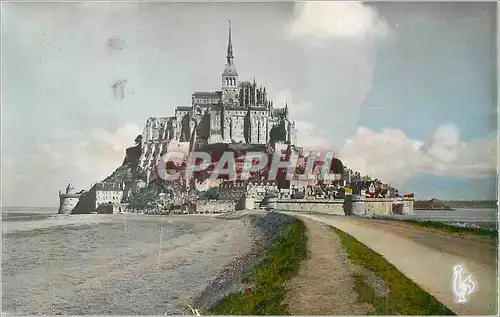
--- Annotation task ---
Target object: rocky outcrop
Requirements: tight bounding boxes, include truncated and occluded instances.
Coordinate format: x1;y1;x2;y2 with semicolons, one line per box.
122;135;143;176
71;185;96;214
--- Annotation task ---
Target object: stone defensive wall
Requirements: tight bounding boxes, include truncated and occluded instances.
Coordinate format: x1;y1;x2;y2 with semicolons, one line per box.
58;193;81;215
277;198;414;216
351;198;414;216
277;199;345;215
196;200;236;213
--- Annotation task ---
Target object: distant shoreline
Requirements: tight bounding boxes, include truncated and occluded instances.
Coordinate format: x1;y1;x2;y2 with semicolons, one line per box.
414;199;497;210
441;202;497;209
2;213;60;223
413;208;454;211
414;207;497;211
1;206;58;211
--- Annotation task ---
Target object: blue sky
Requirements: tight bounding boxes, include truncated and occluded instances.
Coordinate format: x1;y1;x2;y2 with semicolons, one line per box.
401;174;497;201
2;1;497;206
360;2;496;140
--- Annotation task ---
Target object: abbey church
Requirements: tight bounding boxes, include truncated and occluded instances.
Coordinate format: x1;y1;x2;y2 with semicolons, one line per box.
140;22;297;171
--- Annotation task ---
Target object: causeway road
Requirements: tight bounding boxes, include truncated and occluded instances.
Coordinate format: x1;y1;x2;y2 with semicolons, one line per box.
288;213;497;315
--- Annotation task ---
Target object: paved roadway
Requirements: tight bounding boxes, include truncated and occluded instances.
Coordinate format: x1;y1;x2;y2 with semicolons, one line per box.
289;213;497;315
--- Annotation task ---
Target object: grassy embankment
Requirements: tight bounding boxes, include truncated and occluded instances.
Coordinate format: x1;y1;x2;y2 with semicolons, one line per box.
332;227;455;315
208;218;307;315
402;219;497;238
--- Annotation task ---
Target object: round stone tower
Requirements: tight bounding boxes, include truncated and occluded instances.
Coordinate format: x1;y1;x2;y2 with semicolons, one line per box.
58;183;82;214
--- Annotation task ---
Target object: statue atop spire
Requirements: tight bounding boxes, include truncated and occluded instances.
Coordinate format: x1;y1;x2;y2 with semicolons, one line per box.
227;20;234;65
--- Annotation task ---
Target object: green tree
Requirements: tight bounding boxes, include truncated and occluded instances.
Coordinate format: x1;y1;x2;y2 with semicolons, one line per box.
199;186;219;200
129;183;161;210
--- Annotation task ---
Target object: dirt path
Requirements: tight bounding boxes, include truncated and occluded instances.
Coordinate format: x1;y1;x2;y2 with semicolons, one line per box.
283;217;373;315
291;213;497;315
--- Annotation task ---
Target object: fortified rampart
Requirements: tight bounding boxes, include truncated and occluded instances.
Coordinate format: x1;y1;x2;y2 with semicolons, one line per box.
58;193;81;214
277;197;414;216
364;198;414;216
58;183;82;214
277;199;345;215
349;197;414;216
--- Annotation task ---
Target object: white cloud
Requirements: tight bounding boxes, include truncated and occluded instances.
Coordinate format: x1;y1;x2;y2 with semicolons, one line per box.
273;89;313;118
294;121;330;151
2;123;141;207
424;123;461;162
281;2;392;149
338;124;497;185
287;2;391;41
273;90;329;151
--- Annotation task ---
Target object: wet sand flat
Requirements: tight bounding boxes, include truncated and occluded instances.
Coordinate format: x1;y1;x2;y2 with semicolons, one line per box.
2;214;255;315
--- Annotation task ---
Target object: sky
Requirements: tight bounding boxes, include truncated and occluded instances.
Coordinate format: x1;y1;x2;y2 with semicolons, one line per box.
2;1;498;207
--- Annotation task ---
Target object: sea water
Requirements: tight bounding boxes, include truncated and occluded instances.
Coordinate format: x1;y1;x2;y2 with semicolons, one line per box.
388;208;498;228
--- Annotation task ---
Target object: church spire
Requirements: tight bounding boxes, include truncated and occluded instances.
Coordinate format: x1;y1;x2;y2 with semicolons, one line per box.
227;20;234;65
222;20;238;90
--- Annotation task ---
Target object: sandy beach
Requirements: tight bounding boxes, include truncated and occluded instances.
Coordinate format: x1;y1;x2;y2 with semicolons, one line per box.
2;212;292;315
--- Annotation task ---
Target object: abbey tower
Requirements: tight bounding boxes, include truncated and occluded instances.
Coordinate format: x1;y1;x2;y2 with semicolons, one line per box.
139;21;297;171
